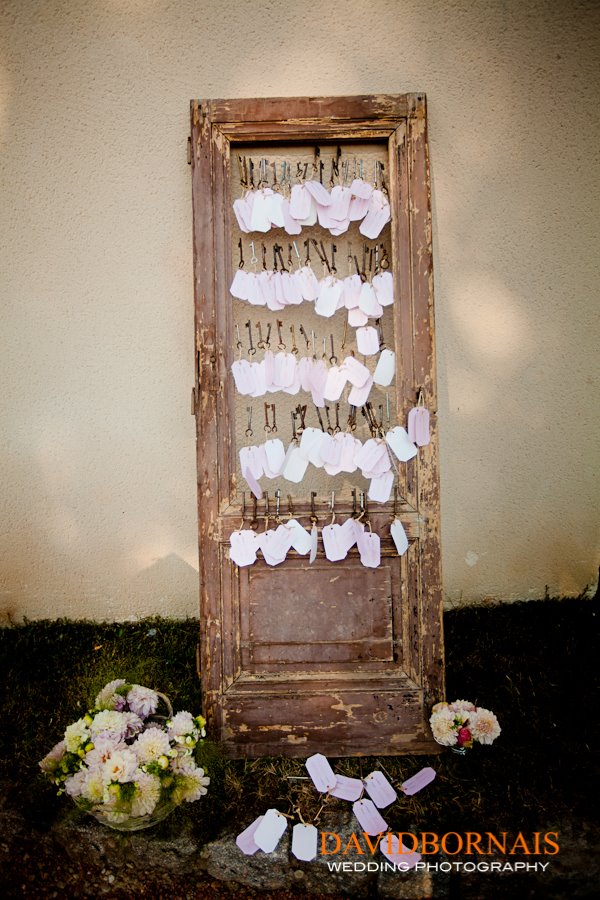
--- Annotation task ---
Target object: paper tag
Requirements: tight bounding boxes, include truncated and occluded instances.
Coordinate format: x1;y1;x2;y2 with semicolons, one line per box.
263;438;286;478
348;307;369;327
359;190;391;239
357;531;381;568
253;808;288;853
230;268;249;300
407;407;431;446
260;527;291;566
282;446;309;483
348;375;373;406
364;771;398;808
282;196;302;235
304;179;332;206
266;190;285;228
356;326;380;356
321;523;348;561
380;833;421;869
315;276;343;318
350;178;373;201
239;446;262;480
281;271;303;305
242;466;263;500
298;196;317;226
338;516;359;553
373;349;396;387
306;753;337;792
249;188;273;233
372;271;394;306
342;355;371;388
328;184;352;221
232;195;252;232
338;433;361;473
319;433;342;467
236;815;264;855
390;519;409;556
323;365;347;402
297;265;319;301
358;281;384;317
352;799;388;836
248;360;267;397
299;427;326;468
289;183;311;220
330;775;363;801
231;359;255;395
348;193;371;221
291;823;318;862
343;273;362;309
286;519;313;555
368;470;394;503
354;438;388;475
386;426;418;462
309;522;318;563
401;767;437;796
229;530;260;568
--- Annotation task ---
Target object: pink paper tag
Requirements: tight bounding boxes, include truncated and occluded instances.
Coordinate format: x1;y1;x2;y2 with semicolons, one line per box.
401;767;437;796
350;178;374;201
297;265;319;301
330;775;363;801
407;407;431;446
282;196;302;235
348;307;369;327
253;808;288;853
291;823;318;861
343;273;362;309
348;193;371;221
306;753;336;792
364;770;398;808
357;531;381;568
289;183;311;220
236;815;264;855
304;179;332;206
352;798;388;836
380;833;422;869
319;433;342;467
338;433;361;473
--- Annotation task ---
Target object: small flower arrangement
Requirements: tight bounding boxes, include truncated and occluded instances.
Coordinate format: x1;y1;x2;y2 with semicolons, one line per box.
429;699;501;751
39;679;209;829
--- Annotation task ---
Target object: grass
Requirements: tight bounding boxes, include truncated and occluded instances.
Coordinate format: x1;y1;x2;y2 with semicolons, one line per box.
0;597;598;849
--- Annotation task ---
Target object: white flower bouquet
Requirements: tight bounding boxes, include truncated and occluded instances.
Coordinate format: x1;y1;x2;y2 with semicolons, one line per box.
39;679;210;830
429;699;501;752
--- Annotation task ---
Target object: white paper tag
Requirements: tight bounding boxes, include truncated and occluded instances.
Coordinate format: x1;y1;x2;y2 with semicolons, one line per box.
364;771;398;808
323;365;347;402
342;355;371;387
328;184;352;221
248;360;267;397
304;179;332;206
289;183;311;220
319;433;342;467
338;516;359;553
299;427;326;468
263;438;286;477
343;273;362;309
231;359;255;395
372;271;394;306
368;470;394;503
229;529;260;567
297;265;319;301
385;426;418;462
350;177;373;200
305;753;337;792
266;190;285;228
321;523;348;561
357;531;381;568
373;349;396;387
309;522;318;564
358;281;384;317
390;519;409;556
401;767;437;796
253;808;288;853
230;268;249;300
286;519;313;555
282;446;309;483
338;433;361;473
315;276;343;318
352;799;388;836
236;815;264;855
359;190;391;239
380;833;421;869
242;466;262;500
356;326;380;356
347;375;373;406
330;775;363;801
282;196;302;235
291;823;318;862
249;188;273;233
348;306;369;327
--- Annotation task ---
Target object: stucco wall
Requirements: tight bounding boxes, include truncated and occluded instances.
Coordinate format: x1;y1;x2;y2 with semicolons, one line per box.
1;0;598;621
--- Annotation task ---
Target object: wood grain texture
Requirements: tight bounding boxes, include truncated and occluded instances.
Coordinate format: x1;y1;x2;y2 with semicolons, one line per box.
190;95;444;756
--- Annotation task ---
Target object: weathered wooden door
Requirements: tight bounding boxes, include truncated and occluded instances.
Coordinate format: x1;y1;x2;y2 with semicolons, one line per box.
190;95;444;757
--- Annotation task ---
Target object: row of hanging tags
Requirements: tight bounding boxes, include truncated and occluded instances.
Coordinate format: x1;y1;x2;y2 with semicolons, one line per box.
229;488;411;569
231;323;395;405
230;240;393;325
234;149;391;238
240;401;415;503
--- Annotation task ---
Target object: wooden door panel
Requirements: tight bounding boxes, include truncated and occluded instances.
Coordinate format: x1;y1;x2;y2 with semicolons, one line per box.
191;94;444;757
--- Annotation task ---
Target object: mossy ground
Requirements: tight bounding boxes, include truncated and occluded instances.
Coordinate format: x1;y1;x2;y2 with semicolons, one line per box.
0;598;598;850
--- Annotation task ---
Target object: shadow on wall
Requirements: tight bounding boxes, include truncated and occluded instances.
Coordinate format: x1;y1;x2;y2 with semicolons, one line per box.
117;553;199;619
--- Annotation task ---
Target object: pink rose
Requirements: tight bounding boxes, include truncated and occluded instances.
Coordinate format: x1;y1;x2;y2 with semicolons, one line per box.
457;727;472;748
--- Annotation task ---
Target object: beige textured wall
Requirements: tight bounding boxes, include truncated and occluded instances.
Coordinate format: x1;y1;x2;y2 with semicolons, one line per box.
1;0;598;620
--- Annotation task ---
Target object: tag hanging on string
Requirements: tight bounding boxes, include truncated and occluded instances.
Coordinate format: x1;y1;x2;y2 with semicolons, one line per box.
407;391;431;446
